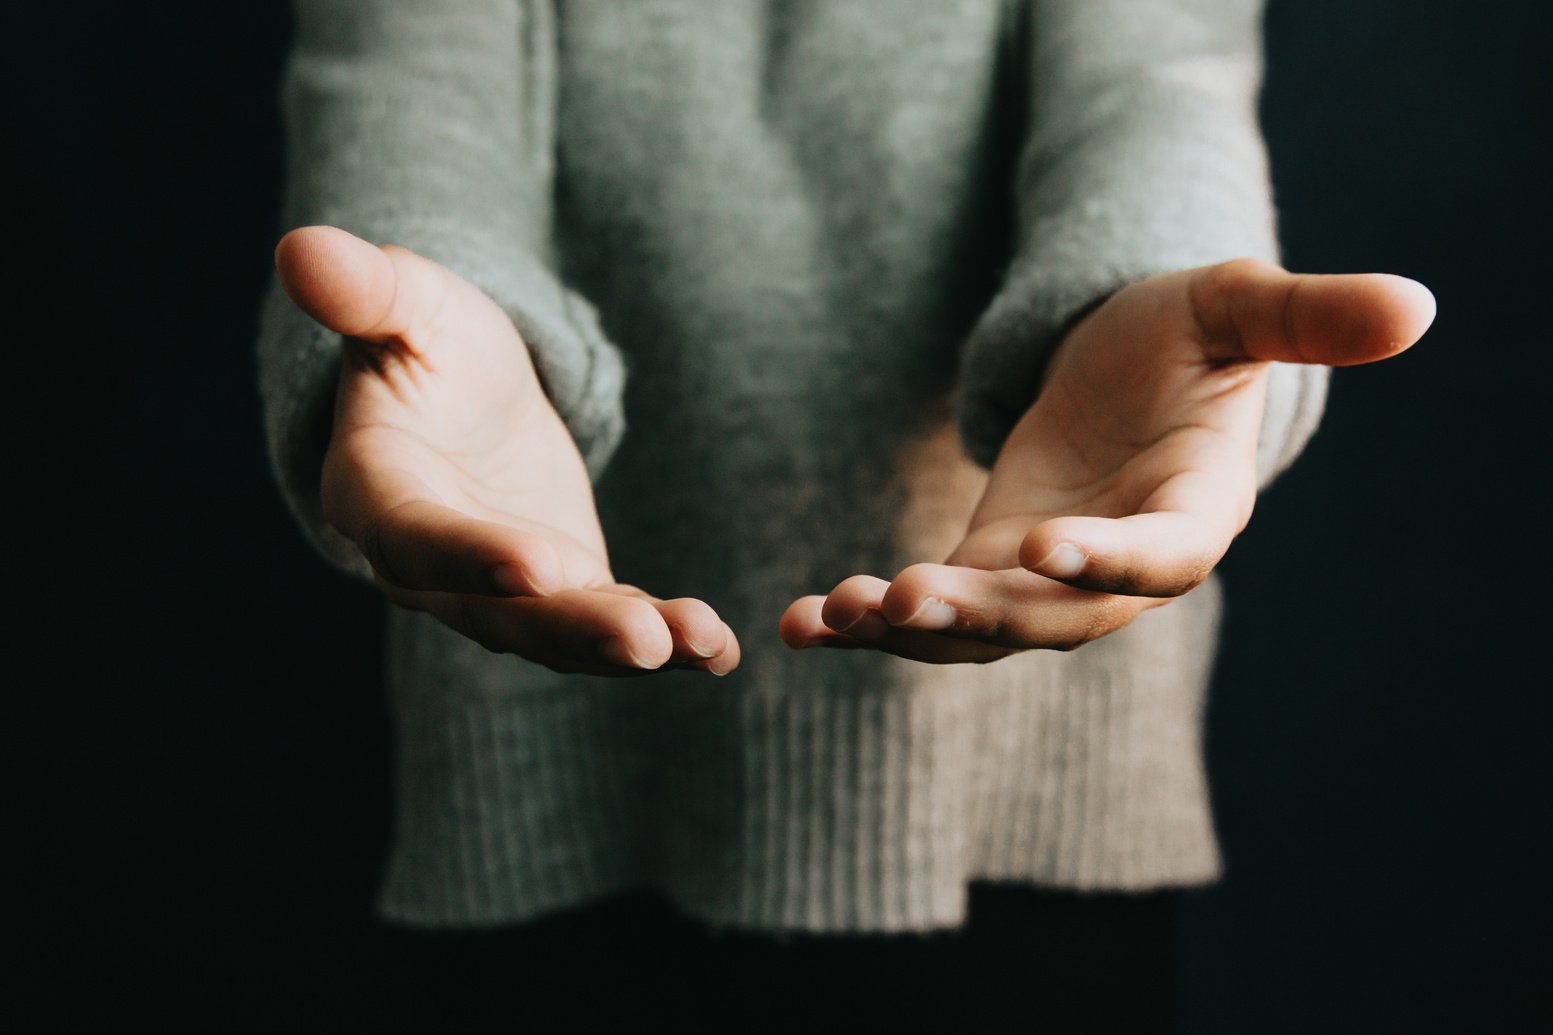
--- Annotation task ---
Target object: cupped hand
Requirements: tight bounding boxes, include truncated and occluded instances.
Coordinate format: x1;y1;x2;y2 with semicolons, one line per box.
780;258;1435;663
275;225;740;676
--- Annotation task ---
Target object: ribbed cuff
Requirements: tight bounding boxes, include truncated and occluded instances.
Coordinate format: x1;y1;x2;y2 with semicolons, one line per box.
954;252;1145;471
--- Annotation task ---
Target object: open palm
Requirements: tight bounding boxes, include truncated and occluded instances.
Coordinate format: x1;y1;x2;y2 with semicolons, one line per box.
780;258;1435;663
277;226;739;676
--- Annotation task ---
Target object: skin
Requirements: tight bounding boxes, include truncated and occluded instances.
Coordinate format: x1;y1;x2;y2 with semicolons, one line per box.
276;225;739;677
274;225;1435;675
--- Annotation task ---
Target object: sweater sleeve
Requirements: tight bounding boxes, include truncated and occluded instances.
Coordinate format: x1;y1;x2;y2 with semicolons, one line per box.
955;0;1326;490
255;0;628;580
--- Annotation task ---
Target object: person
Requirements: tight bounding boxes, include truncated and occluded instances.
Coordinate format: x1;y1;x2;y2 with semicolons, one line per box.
256;0;1434;1021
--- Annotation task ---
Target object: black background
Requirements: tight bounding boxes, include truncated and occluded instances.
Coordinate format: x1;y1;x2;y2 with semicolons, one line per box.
14;1;1548;1029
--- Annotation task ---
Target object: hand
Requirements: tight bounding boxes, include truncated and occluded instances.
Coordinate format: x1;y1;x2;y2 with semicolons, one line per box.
274;225;740;676
779;258;1435;663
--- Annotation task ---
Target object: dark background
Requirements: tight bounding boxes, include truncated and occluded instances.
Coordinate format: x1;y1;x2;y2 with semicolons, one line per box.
14;1;1547;1029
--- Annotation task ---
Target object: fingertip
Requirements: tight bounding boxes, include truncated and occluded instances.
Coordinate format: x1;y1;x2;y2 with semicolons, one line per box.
599;636;650;669
273;225;398;338
875;564;940;624
1030;542;1089;580
1312;272;1439;366
1376;274;1437;353
818;598;849;633
601;628;675;670
1018;521;1095;580
889;596;957;632
779;627;807;650
778;595;826;648
274;224;318;267
621;607;676;669
487;548;563;597
275;224;353;275
274;226;318;295
817;583;862;632
687;631;728;661
705;622;741;675
516;540;566;596
678;606;729;659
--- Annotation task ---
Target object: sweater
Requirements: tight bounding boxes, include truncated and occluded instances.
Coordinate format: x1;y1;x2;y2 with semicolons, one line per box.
255;0;1328;933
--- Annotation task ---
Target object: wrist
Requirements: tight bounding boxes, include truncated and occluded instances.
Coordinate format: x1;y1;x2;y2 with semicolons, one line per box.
1038;291;1112;392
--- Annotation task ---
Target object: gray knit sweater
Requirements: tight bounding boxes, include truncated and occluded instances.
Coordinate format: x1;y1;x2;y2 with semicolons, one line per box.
256;0;1327;933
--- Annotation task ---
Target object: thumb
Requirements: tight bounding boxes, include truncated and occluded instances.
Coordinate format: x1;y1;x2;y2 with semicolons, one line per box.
1191;257;1437;367
274;225;444;347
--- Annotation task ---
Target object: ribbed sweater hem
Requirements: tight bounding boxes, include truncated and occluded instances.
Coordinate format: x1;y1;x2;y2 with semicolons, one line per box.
374;579;1223;935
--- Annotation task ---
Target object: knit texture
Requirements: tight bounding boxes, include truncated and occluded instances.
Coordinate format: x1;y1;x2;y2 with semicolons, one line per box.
257;0;1325;933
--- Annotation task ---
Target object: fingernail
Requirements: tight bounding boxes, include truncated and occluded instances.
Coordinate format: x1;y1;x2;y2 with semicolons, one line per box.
601;636;649;668
1036;543;1087;578
840;610;889;641
704;653;736;676
684;636;718;659
900;597;956;630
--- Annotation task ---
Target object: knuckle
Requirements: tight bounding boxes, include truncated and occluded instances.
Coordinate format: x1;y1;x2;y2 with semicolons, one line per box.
984;609;1040;650
1199;259;1241;305
1191;257;1281;354
1017;529;1057;570
1108;559;1149;595
988;612;1020;645
1215;256;1279;291
1175;562;1213;595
